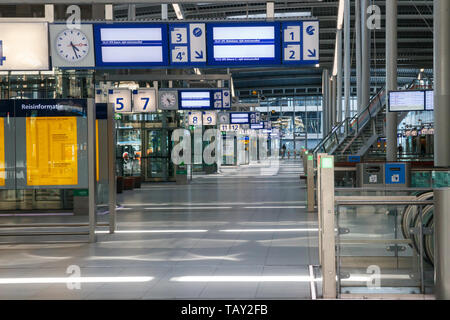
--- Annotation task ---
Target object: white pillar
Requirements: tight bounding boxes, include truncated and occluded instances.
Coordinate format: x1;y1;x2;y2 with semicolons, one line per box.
344;0;351;119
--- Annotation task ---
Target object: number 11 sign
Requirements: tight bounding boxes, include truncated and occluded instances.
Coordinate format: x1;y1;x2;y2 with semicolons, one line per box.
132;89;157;112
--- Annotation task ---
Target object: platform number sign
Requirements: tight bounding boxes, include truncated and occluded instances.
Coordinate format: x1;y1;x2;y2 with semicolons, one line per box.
188;111;203;126
108;88;132;113
132;89;157;112
282;21;319;64
203;111;217;126
169;23;206;66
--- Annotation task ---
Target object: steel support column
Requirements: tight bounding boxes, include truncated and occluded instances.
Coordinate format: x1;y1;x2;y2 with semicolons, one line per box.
433;0;450;167
344;0;351;119
386;0;398;161
336;30;343;123
355;0;362;112
361;0;370;109
435;188;450;299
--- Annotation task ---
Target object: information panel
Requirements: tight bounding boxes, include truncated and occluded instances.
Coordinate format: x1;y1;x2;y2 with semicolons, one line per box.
94;23;168;67
282;20;319;64
425;90;434;111
207;22;281;66
14;99;88;188
179;90;211;110
169;23;206;66
0;22;50;71
388;90;425;112
230;113;250;124
26;117;78;186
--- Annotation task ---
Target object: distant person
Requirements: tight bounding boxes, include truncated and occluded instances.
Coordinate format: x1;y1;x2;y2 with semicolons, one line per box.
287;150;291;159
281;144;287;159
398;145;403;157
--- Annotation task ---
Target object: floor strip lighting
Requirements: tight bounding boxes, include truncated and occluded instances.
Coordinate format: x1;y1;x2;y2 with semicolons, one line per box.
220;228;318;233
170;276;314;282
0;276;154;284
96;229;208;234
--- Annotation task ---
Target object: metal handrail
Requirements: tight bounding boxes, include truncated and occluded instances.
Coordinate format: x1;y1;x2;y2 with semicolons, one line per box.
313;86;386;156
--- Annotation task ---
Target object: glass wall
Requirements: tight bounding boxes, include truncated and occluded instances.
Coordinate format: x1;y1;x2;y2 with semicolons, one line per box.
242;95;323;151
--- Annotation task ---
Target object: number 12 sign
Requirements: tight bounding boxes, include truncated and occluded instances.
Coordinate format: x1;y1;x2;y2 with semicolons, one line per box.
132;89;157;112
108;88;132;113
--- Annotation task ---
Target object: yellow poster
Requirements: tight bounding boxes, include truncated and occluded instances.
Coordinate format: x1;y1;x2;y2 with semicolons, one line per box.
0;118;5;186
26;117;78;186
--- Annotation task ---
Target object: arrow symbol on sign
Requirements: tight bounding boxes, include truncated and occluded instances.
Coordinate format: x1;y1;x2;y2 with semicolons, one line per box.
194;50;204;59
307;49;317;57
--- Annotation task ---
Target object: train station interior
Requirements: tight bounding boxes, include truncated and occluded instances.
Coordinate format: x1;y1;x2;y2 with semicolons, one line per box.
0;0;449;302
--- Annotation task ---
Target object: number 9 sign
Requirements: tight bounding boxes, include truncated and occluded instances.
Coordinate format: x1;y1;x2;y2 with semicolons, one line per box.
202;111;217;126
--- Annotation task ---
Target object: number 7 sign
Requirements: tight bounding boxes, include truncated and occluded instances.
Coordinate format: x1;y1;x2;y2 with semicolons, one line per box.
132;89;157;112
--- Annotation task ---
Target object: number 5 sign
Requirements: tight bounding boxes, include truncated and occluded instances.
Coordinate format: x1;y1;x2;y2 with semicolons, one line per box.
132;89;157;112
108;88;132;113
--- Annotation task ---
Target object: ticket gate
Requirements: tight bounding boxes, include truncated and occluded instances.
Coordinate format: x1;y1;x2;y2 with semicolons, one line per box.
356;162;411;188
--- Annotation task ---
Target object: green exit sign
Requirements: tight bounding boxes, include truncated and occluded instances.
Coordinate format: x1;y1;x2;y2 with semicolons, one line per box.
114;113;122;120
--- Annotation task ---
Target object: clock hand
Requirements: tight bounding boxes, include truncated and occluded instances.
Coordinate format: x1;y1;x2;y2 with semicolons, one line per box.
70;42;79;59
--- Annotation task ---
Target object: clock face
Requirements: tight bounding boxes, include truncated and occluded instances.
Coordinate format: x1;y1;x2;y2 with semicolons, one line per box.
56;29;90;62
161;92;177;108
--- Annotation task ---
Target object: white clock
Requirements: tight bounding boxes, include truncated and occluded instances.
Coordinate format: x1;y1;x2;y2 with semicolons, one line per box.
56;29;90;62
158;91;178;110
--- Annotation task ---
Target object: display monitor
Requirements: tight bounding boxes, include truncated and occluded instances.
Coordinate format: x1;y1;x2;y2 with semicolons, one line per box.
207;22;280;66
93;23;168;67
425;90;434;111
230;113;250;124
179;90;212;110
388;90;425;112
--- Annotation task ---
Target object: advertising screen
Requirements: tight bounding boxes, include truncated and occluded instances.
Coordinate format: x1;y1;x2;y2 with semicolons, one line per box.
94;23;168;67
388;91;425;112
207;22;280;66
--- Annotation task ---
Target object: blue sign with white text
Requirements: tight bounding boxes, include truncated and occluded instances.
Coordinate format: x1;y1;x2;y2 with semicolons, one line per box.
282;21;319;65
0;40;6;66
169;23;207;66
93;23;169;67
206;22;281;66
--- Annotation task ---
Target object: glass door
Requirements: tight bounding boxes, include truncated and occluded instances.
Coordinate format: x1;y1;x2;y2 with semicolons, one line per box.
143;129;174;181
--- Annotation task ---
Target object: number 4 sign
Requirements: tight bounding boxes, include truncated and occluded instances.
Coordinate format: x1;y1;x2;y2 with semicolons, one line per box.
132;89;157;112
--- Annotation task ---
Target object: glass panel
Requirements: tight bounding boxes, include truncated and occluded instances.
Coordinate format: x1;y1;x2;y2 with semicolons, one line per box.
116;129;141;177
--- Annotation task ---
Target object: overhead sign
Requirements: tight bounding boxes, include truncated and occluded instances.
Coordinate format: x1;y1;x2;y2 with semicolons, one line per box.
132;88;157;112
49;24;95;68
179;90;211;110
230;112;250;124
94;23;168;67
203;111;217;125
0;23;49;71
207;22;281;66
220;124;240;131
169;23;206;65
108;88;132;113
282;21;319;64
250;122;264;130
188;111;203;126
388;90;425;112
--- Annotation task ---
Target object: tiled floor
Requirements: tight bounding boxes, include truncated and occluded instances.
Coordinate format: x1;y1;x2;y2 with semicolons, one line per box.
0;160;319;299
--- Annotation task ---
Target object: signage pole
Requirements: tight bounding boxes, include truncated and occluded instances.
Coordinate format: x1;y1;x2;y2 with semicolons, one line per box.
88;99;97;243
107;103;116;234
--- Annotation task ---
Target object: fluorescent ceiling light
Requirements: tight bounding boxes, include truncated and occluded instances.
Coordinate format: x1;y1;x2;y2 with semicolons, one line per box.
230;77;236;98
332;33;339;76
0;276;154;284
193;68;201;75
228;12;311;19
172;3;184;20
170;276;315;282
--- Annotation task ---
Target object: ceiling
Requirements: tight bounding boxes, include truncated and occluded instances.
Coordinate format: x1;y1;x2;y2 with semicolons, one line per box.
0;1;435;99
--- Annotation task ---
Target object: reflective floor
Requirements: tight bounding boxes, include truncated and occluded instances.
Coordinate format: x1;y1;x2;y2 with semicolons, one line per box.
0;160;319;299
